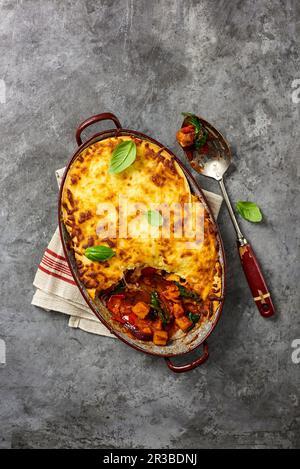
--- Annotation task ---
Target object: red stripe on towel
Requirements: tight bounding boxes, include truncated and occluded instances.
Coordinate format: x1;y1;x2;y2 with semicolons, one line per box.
42;255;72;276
42;252;71;273
38;264;76;286
46;248;66;262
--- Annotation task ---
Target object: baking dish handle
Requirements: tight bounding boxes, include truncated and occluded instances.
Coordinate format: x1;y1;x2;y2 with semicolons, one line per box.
76;112;122;146
165;341;209;373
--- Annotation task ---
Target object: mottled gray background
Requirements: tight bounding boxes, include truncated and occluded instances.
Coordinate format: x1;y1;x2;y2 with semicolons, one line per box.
0;0;299;449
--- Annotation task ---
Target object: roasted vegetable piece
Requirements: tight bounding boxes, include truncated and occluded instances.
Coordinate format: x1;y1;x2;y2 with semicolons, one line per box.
153;330;168;346
124;322;152;341
107;294;125;315
152;318;163;330
141;326;152;336
176;125;195;148
172;303;185;318
162;284;180;301
132;301;150;319
120;312;137;326
175;316;193;331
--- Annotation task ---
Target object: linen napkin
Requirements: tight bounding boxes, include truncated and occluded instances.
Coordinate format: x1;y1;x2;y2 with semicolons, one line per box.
31;167;223;337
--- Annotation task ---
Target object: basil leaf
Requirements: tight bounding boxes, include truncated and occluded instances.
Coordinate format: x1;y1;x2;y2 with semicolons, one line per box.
85;245;116;261
108;141;137;174
174;282;202;302
195;129;208;149
146;210;163;227
186;311;200;331
150;291;169;325
182;112;201;134
187;312;200;324
236;201;263;223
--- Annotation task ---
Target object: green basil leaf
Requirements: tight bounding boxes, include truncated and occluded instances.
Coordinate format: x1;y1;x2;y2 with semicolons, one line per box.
174;282;202;302
187;312;200;324
182;112;201;135
108;140;137;174
150;291;169;325
85;245;116;262
145;210;163;227
236;201;263;223
194;129;208;149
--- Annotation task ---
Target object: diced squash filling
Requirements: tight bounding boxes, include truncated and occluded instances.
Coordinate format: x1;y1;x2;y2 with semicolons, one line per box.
132;301;150;319
104;268;206;346
153;330;168;346
172;303;184;318
175;316;193;331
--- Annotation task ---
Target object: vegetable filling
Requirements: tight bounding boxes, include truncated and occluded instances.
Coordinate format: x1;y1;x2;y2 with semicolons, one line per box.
100;267;210;346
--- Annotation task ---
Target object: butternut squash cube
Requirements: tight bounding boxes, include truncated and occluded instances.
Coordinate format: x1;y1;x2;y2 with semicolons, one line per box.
141;326;152;336
162;285;180;300
175;316;193;331
173;303;184;318
132;302;150;319
153;319;163;330
153;330;168;346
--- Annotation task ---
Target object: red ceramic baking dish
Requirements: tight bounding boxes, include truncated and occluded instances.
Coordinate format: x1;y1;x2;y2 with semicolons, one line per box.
58;112;226;372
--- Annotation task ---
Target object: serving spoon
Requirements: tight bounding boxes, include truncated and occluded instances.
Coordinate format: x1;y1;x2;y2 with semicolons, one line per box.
179;115;275;318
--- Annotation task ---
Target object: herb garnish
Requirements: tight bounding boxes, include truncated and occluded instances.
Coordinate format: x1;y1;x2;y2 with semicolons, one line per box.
145;210;163;227
236;201;263;223
108;140;137;174
150;291;169;325
85;245;116;261
182;112;208;149
186;312;200;331
175;282;201;302
187;312;200;324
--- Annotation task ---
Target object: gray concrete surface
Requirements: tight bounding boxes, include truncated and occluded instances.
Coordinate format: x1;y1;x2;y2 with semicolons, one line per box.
0;0;299;449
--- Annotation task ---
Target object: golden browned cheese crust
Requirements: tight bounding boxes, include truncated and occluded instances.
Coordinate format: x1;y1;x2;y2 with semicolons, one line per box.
61;136;221;300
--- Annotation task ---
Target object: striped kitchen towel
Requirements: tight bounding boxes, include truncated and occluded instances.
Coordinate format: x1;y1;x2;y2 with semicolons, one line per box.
31;167;223;337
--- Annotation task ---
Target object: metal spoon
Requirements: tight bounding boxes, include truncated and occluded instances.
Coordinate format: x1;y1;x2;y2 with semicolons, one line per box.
179;115;275;318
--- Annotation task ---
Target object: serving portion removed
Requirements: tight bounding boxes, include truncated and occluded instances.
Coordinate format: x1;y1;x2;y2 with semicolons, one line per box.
61;133;223;348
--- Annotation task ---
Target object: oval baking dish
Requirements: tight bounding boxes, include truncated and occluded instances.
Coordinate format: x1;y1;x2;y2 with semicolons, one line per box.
58;112;226;372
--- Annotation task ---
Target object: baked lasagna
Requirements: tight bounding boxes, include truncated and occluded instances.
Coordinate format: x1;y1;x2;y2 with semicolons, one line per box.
61;136;222;345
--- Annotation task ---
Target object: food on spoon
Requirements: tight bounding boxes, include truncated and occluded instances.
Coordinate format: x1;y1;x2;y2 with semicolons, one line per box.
176;124;195;148
176;112;208;150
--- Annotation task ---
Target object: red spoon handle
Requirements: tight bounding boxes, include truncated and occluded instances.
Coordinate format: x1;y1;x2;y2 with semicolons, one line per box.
238;242;275;317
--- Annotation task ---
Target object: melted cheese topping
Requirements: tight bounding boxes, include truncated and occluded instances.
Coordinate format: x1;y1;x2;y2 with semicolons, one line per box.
61;136;221;300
